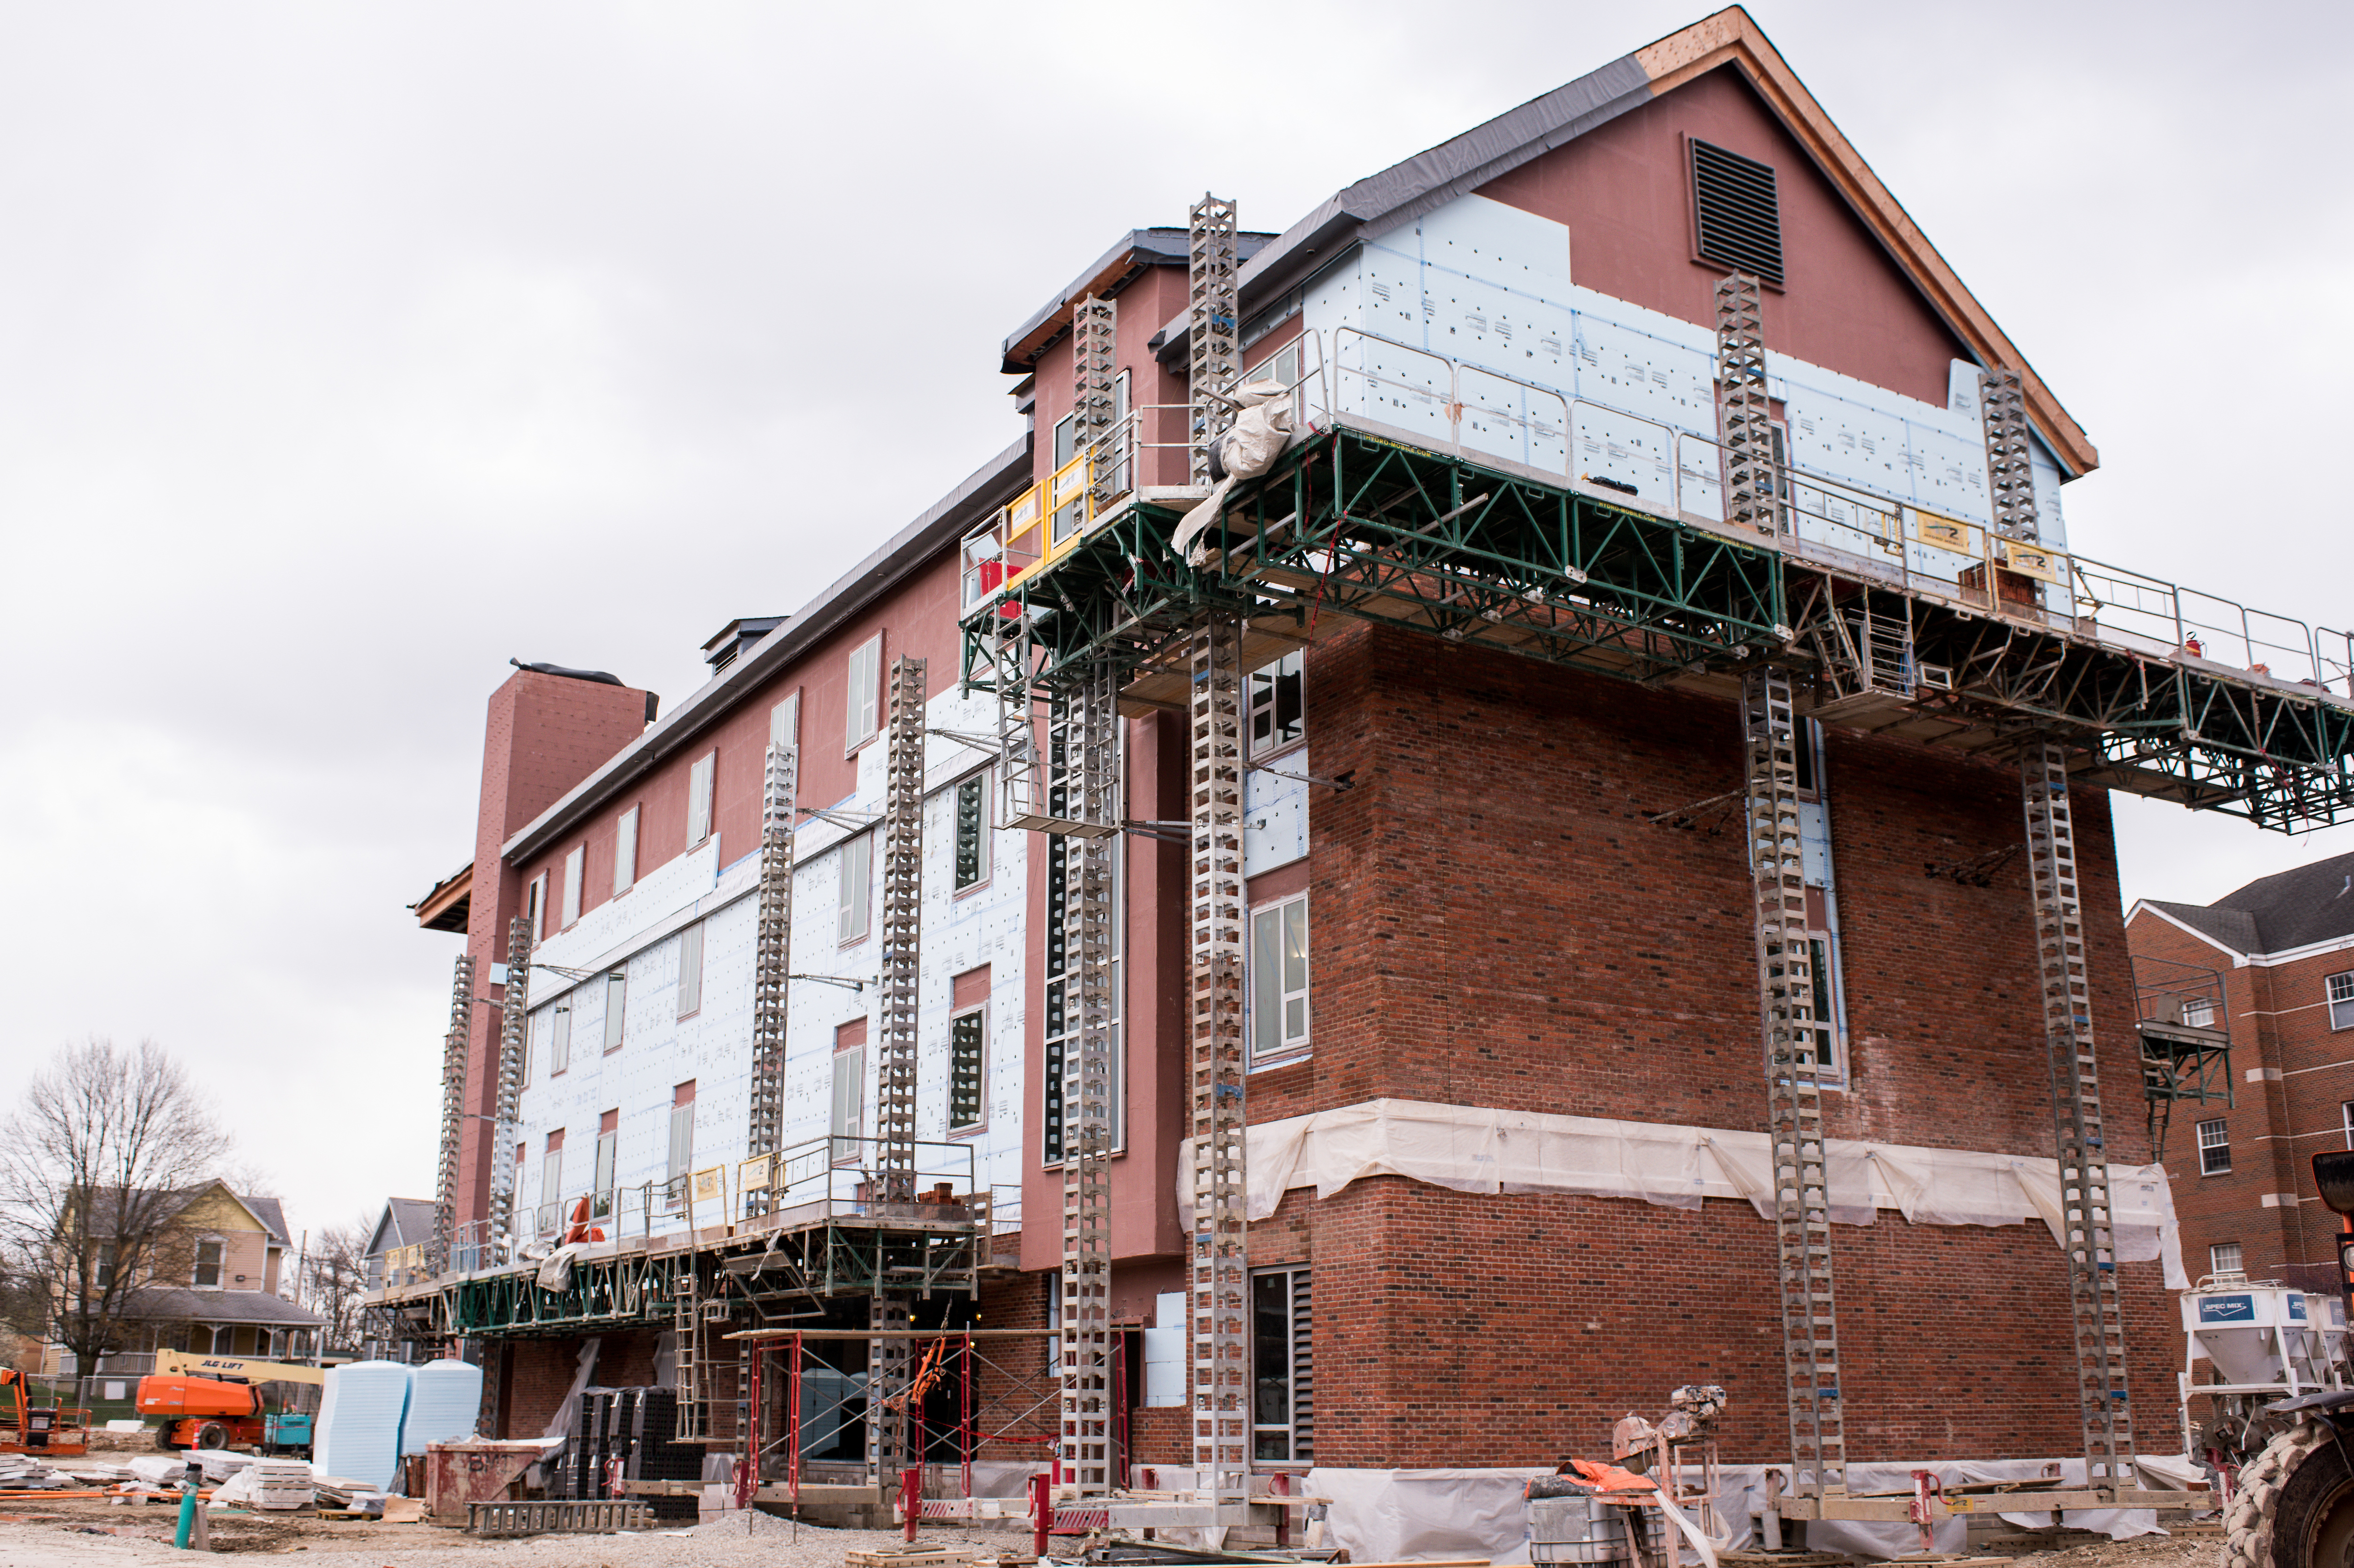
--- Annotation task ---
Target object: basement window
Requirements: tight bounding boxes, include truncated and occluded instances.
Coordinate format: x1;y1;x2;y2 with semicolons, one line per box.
2329;971;2354;1030
1690;139;1784;288
1251;1266;1313;1463
2197;1118;2231;1176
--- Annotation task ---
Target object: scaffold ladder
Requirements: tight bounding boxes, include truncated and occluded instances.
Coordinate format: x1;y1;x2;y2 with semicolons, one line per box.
2021;738;2135;1487
1057;660;1120;1496
486;916;531;1250
672;1275;705;1440
1074;292;1117;506
745;739;799;1209
1743;668;1845;1497
1979;366;2042;541
431;951;474;1275
868;654;927;1483
1189;616;1250;1506
1188;196;1240;485
1715;273;1779;538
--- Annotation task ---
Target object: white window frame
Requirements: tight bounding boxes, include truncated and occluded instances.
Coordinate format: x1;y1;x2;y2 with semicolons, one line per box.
529;874;548;942
2343;1101;2354;1151
1249;892;1311;1067
666;1089;695;1209
846;634;883;752
614;806;639;896
562;844;585;928
2210;1240;2244;1279
550;998;572;1075
953;768;992;893
192;1237;225;1289
771;691;800;748
2330;971;2354;1031
2182;995;2217;1029
687;751;716;847
838;831;874;945
2198;1117;2231;1176
602;971;627;1053
948;1002;987;1135
831;1042;866;1164
1249;649;1306;759
677;923;705;1019
1250;1265;1312;1464
593;1120;617;1215
540;1138;565;1214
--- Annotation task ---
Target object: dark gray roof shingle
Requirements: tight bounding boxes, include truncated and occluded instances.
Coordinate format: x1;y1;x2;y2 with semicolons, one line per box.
2144;850;2354;957
122;1286;324;1327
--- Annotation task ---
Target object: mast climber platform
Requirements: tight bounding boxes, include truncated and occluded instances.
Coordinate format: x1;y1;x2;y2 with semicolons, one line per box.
958;195;2354;1527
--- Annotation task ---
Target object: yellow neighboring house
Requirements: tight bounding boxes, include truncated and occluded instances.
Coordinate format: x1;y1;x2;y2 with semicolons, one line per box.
42;1180;325;1379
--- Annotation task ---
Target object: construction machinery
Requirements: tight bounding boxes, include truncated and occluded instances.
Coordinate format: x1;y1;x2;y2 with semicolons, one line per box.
0;1369;91;1456
138;1349;324;1453
2224;1151;2354;1568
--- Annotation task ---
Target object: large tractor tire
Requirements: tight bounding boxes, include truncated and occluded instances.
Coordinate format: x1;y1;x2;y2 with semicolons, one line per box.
191;1421;228;1451
154;1425;183;1452
2228;1419;2354;1568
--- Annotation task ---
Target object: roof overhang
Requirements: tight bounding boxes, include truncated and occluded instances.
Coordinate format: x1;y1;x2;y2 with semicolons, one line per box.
410;862;472;934
1151;5;2096;477
1000;228;1275;375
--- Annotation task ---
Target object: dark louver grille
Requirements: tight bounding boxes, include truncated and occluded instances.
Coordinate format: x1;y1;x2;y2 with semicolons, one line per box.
1692;139;1783;287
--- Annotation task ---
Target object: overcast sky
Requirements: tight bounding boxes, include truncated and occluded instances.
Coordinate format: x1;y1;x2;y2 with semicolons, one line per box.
1;1;2345;1258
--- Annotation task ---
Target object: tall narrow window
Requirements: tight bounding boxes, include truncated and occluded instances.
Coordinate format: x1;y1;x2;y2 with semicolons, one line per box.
771;692;800;748
846;634;882;751
950;968;989;1134
1249;650;1305;758
1251;1267;1312;1462
550;999;572;1074
562;845;585;927
94;1244;116;1291
541;1131;565;1217
2330;971;2354;1030
687;751;716;846
954;771;990;891
193;1240;223;1289
593;1110;618;1216
677;923;705;1019
602;971;628;1052
2344;1101;2354;1152
528;874;547;941
2198;1118;2231;1176
614;807;639;896
838;831;874;944
831;1022;866;1163
667;1081;696;1208
1250;894;1311;1065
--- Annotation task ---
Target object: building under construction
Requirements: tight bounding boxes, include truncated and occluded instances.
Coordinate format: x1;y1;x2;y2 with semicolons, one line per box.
370;6;2354;1547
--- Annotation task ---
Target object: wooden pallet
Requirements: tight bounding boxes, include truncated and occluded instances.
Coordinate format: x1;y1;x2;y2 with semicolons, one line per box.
467;1499;650;1536
844;1552;976;1568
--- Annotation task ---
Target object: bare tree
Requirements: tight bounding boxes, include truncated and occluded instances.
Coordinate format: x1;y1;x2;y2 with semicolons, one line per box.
0;1038;230;1374
300;1216;374;1357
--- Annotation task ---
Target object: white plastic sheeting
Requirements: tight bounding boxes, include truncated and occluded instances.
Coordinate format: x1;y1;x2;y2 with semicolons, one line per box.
1177;1098;2186;1288
1305;1458;2196;1563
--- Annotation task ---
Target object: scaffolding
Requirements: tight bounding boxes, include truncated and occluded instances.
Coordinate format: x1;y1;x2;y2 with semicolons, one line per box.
431;951;474;1276
487;917;531;1249
746;739;799;1201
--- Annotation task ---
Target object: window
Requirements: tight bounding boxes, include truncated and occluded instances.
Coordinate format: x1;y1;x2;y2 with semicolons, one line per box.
2211;1241;2244;1279
210;1326;236;1355
529;874;547;941
602;971;628;1052
687;751;716;847
550;999;572;1075
838;831;874;944
831;1026;866;1163
846;634;883;751
94;1244;117;1292
677;923;705;1019
2183;996;2217;1029
667;1082;696;1209
562;845;584;928
593;1110;618;1216
771;692;800;748
1691;138;1784;287
2330;972;2354;1031
614;807;639;896
1251;894;1311;1065
949;1003;986;1134
1251;1267;1313;1463
2343;1102;2354;1151
1042;839;1126;1163
1249;650;1305;758
2198;1118;2231;1176
193;1239;223;1289
954;771;990;892
541;1131;565;1214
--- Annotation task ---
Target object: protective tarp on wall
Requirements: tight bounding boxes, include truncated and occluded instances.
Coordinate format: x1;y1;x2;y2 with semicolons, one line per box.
1305;1458;2198;1563
1178;1098;2185;1288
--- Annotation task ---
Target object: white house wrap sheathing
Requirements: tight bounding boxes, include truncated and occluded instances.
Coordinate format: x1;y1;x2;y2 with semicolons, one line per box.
1176;1097;2185;1288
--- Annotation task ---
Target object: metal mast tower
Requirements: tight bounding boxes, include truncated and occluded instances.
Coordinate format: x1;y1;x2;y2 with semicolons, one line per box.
1979;367;2041;541
1188;195;1240;485
746;739;799;1206
486;917;531;1250
1743;668;1846;1498
2021;740;2135;1488
1715;274;1778;537
868;654;927;1482
431;952;474;1275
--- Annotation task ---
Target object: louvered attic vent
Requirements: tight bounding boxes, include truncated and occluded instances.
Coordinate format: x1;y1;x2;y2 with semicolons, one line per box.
1692;139;1783;287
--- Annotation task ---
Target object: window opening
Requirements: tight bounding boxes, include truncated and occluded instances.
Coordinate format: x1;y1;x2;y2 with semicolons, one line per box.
1251;1267;1313;1462
1250;893;1310;1065
846;635;883;750
955;771;990;891
831;1033;866;1163
839;831;873;943
2197;1117;2231;1176
771;691;800;747
614;806;639;896
677;922;705;1019
193;1239;223;1288
550;1000;572;1075
562;845;584;928
667;1081;695;1210
542;1132;564;1215
2330;972;2354;1031
2183;995;2217;1029
593;1110;618;1218
528;874;546;941
2210;1241;2244;1278
687;751;716;847
602;971;628;1052
949;1008;985;1133
1249;650;1305;758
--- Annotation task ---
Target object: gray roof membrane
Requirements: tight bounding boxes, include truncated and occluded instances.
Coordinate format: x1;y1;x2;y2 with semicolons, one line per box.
2144;849;2354;957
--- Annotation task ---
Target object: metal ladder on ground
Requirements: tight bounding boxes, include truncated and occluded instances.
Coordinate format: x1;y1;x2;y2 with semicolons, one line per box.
1743;667;1846;1498
867;655;927;1485
431;952;474;1276
672;1275;707;1440
2021;737;2135;1488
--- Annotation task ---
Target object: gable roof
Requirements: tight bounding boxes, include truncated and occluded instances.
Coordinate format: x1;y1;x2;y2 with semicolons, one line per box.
367;1198;437;1257
88;1181;273;1241
2137;850;2354;960
242;1196;290;1247
999;228;1278;374
1153;5;2094;476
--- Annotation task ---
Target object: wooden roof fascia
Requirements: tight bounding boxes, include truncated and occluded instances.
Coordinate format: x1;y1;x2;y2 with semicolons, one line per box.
1637;8;2097;475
